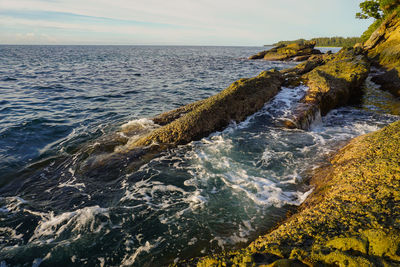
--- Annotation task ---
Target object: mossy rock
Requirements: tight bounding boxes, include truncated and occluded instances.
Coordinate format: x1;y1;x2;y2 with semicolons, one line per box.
192;120;400;266
364;10;400;97
249;42;321;61
282;47;370;129
125;70;283;149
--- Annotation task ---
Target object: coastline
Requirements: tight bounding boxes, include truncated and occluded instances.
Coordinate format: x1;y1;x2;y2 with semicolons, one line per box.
171;10;400;266
1;7;399;267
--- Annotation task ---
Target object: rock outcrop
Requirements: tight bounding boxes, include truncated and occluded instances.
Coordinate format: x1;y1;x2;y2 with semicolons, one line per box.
249;42;322;61
121;70;283;150
364;11;400;96
172;10;400;267
282;48;370;129
194;119;400;267
116;47;370;153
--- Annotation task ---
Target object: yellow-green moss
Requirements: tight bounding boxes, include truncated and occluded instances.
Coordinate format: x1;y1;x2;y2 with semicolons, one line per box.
365;11;400;68
194;120;400;266
364;10;400;97
126;70;282;149
280;48;370;130
249;42;321;61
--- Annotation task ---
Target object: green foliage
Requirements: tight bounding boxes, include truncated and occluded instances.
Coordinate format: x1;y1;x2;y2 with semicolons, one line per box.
273;37;361;47
356;0;399;19
359;0;399;42
356;0;382;19
379;0;400;11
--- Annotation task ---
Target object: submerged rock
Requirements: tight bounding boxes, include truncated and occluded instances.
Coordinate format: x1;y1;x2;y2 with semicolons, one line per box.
249;42;322;61
364;11;400;97
194;120;400;266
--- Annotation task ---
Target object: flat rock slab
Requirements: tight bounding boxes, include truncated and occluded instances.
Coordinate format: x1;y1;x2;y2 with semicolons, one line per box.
249;42;322;61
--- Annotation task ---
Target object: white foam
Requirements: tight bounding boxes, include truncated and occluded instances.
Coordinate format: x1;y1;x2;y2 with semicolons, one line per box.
120;118;157;131
262;85;309;121
188;237;198;246
0;227;24;241
115;118;160;153
121;238;162;266
29;206;109;243
120;177;207;217
0;196;27;213
32;258;43;267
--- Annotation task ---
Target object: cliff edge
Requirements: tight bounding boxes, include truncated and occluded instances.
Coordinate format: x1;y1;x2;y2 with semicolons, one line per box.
364;10;400;97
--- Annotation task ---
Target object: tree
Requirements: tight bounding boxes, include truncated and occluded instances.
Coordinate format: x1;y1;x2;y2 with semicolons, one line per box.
379;0;400;11
356;0;400;19
356;0;382;19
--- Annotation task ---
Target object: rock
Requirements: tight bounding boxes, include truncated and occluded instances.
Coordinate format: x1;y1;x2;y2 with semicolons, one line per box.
248;44;286;59
122;70;283;150
292;55;310;62
282;47;370;129
249;42;322;61
364;10;400;97
280;55;326;87
268;259;308;267
371;68;400;96
152;100;206;126
195;120;400;266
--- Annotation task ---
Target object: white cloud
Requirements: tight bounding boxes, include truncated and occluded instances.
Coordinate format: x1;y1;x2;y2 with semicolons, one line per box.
0;0;372;45
0;15;263;45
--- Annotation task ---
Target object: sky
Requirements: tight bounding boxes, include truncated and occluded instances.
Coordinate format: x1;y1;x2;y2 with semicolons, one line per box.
0;0;374;46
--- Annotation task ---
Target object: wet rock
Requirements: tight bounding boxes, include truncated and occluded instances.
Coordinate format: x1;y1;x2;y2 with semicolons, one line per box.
371;68;400;96
196;120;400;266
127;70;283;149
249;42;322;61
282;47;370;129
280;55;326;87
292;55;311;62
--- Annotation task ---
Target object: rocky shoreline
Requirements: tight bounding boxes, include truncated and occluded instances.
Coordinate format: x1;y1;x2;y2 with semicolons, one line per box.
194;120;400;266
81;10;400;267
167;10;400;267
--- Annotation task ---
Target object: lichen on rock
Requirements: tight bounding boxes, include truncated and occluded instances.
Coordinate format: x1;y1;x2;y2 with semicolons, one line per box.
192;119;400;267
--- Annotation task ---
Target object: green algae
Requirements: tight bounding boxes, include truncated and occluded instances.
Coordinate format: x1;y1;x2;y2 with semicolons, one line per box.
193;120;400;266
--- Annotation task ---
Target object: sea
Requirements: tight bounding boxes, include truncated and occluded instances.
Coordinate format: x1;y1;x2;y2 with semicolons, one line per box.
0;45;398;266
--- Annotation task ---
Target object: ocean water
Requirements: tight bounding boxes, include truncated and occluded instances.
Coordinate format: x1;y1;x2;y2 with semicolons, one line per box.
0;45;398;266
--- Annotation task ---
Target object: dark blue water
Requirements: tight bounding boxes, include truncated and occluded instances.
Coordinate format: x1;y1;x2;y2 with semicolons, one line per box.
0;45;291;180
0;45;398;266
